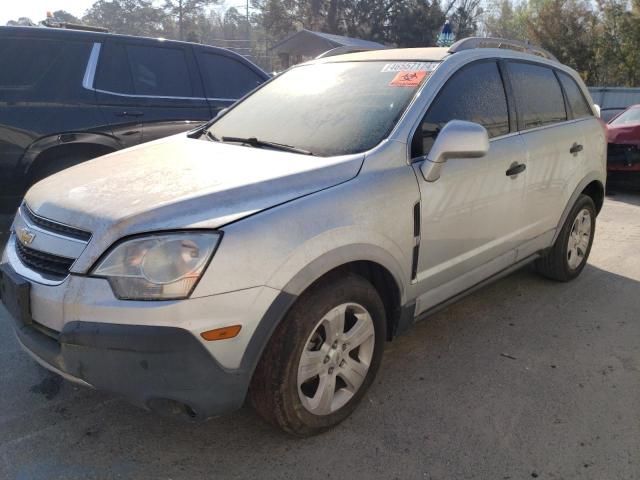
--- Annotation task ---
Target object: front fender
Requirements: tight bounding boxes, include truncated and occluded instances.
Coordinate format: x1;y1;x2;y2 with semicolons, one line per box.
266;228;408;302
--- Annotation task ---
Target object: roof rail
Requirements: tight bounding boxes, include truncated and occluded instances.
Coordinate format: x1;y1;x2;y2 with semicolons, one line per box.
448;37;558;62
42;19;108;33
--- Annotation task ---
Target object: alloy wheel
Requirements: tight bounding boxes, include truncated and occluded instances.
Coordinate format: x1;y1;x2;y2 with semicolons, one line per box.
297;303;375;415
567;208;592;270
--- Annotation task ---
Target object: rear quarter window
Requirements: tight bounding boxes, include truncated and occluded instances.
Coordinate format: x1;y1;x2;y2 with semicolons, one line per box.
197;52;265;99
557;71;593;119
507;62;567;130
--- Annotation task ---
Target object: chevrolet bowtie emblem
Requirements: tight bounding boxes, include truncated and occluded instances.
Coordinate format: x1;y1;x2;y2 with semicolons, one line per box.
17;227;36;246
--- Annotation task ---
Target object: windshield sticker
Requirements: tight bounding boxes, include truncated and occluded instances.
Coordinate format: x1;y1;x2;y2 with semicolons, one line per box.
389;70;428;87
381;62;438;73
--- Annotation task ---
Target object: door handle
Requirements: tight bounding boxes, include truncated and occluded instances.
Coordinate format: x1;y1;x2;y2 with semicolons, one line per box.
505;162;526;177
115;111;144;117
570;143;583;155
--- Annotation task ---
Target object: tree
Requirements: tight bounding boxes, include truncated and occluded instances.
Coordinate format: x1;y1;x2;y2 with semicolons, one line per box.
163;0;219;40
252;0;299;43
83;0;166;36
50;10;82;24
386;0;446;47
447;0;483;38
526;0;599;84
483;0;529;40
6;17;35;26
595;0;640;86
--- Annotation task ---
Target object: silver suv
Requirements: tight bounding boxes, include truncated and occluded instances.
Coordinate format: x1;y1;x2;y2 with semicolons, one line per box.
0;38;606;436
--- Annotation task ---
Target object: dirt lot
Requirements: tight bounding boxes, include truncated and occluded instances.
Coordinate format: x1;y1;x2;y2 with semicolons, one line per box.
0;190;638;480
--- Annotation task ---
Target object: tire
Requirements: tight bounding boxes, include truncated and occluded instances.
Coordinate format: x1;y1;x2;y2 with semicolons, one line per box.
535;194;596;282
250;274;386;436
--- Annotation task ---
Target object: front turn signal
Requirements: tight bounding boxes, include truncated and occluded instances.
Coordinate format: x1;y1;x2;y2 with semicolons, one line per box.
200;325;242;341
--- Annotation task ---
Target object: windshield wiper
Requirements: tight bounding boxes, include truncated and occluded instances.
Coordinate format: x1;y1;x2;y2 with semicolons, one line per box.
205;130;220;142
221;136;313;156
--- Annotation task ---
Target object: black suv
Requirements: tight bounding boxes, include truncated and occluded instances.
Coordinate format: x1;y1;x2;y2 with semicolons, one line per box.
0;26;269;214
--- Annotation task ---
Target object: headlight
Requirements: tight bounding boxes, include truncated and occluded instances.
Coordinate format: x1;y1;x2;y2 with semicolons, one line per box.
92;232;221;300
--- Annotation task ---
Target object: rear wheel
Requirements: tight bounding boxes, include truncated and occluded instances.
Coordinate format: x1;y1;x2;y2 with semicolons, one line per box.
535;194;596;281
250;274;386;436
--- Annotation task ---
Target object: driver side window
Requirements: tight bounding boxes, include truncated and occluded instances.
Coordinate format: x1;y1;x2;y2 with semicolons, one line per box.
411;61;510;158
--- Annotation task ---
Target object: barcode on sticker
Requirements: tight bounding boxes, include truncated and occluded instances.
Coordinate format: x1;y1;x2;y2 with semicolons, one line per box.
381;62;439;73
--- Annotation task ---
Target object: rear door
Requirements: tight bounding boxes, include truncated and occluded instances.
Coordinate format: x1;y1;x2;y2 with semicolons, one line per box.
194;47;267;114
94;39;211;146
506;61;588;256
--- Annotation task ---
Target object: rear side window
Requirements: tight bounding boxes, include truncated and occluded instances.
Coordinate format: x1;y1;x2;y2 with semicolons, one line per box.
508;62;567;129
414;61;509;156
95;42;193;97
126;45;192;97
557;72;593;119
0;38;65;87
197;53;264;99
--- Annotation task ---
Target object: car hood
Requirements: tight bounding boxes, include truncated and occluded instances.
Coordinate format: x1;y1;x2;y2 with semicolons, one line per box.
25;133;364;264
606;123;640;145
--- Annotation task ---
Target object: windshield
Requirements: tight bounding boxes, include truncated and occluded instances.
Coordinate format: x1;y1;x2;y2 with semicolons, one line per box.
610;107;640;126
207;61;439;157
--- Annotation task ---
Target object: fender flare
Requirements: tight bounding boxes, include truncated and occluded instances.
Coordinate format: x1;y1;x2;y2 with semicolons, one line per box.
20;131;122;176
552;171;605;244
237;244;409;380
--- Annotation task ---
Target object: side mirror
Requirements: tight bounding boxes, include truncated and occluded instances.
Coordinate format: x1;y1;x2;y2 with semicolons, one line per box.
593;104;601;118
419;120;490;182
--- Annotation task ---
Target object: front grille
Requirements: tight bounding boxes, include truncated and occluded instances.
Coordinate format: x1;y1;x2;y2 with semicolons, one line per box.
15;241;74;279
21;204;91;241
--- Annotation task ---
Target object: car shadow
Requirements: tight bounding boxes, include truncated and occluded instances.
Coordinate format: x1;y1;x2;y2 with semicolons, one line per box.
3;261;639;479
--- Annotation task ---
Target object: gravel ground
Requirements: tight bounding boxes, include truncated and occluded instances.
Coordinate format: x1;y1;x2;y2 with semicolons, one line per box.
0;190;638;480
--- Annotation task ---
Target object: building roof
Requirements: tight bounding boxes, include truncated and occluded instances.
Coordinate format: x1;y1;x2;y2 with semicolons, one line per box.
270;29;386;57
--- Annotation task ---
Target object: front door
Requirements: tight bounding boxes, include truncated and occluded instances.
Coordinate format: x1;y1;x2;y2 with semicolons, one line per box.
410;60;528;313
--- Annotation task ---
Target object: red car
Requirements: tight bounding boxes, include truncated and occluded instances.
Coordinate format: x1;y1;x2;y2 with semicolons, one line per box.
606;105;640;181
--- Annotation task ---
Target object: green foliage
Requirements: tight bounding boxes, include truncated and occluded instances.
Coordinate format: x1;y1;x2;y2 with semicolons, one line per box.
83;0;166;36
51;10;83;24
484;0;640;86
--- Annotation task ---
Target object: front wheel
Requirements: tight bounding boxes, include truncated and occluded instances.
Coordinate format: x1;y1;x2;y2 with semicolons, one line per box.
250;274;386;436
535;194;596;281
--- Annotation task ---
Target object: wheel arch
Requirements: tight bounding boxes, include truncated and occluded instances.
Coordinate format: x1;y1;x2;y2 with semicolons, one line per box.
553;173;605;244
581;179;605;214
240;248;409;381
21;132;121;181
